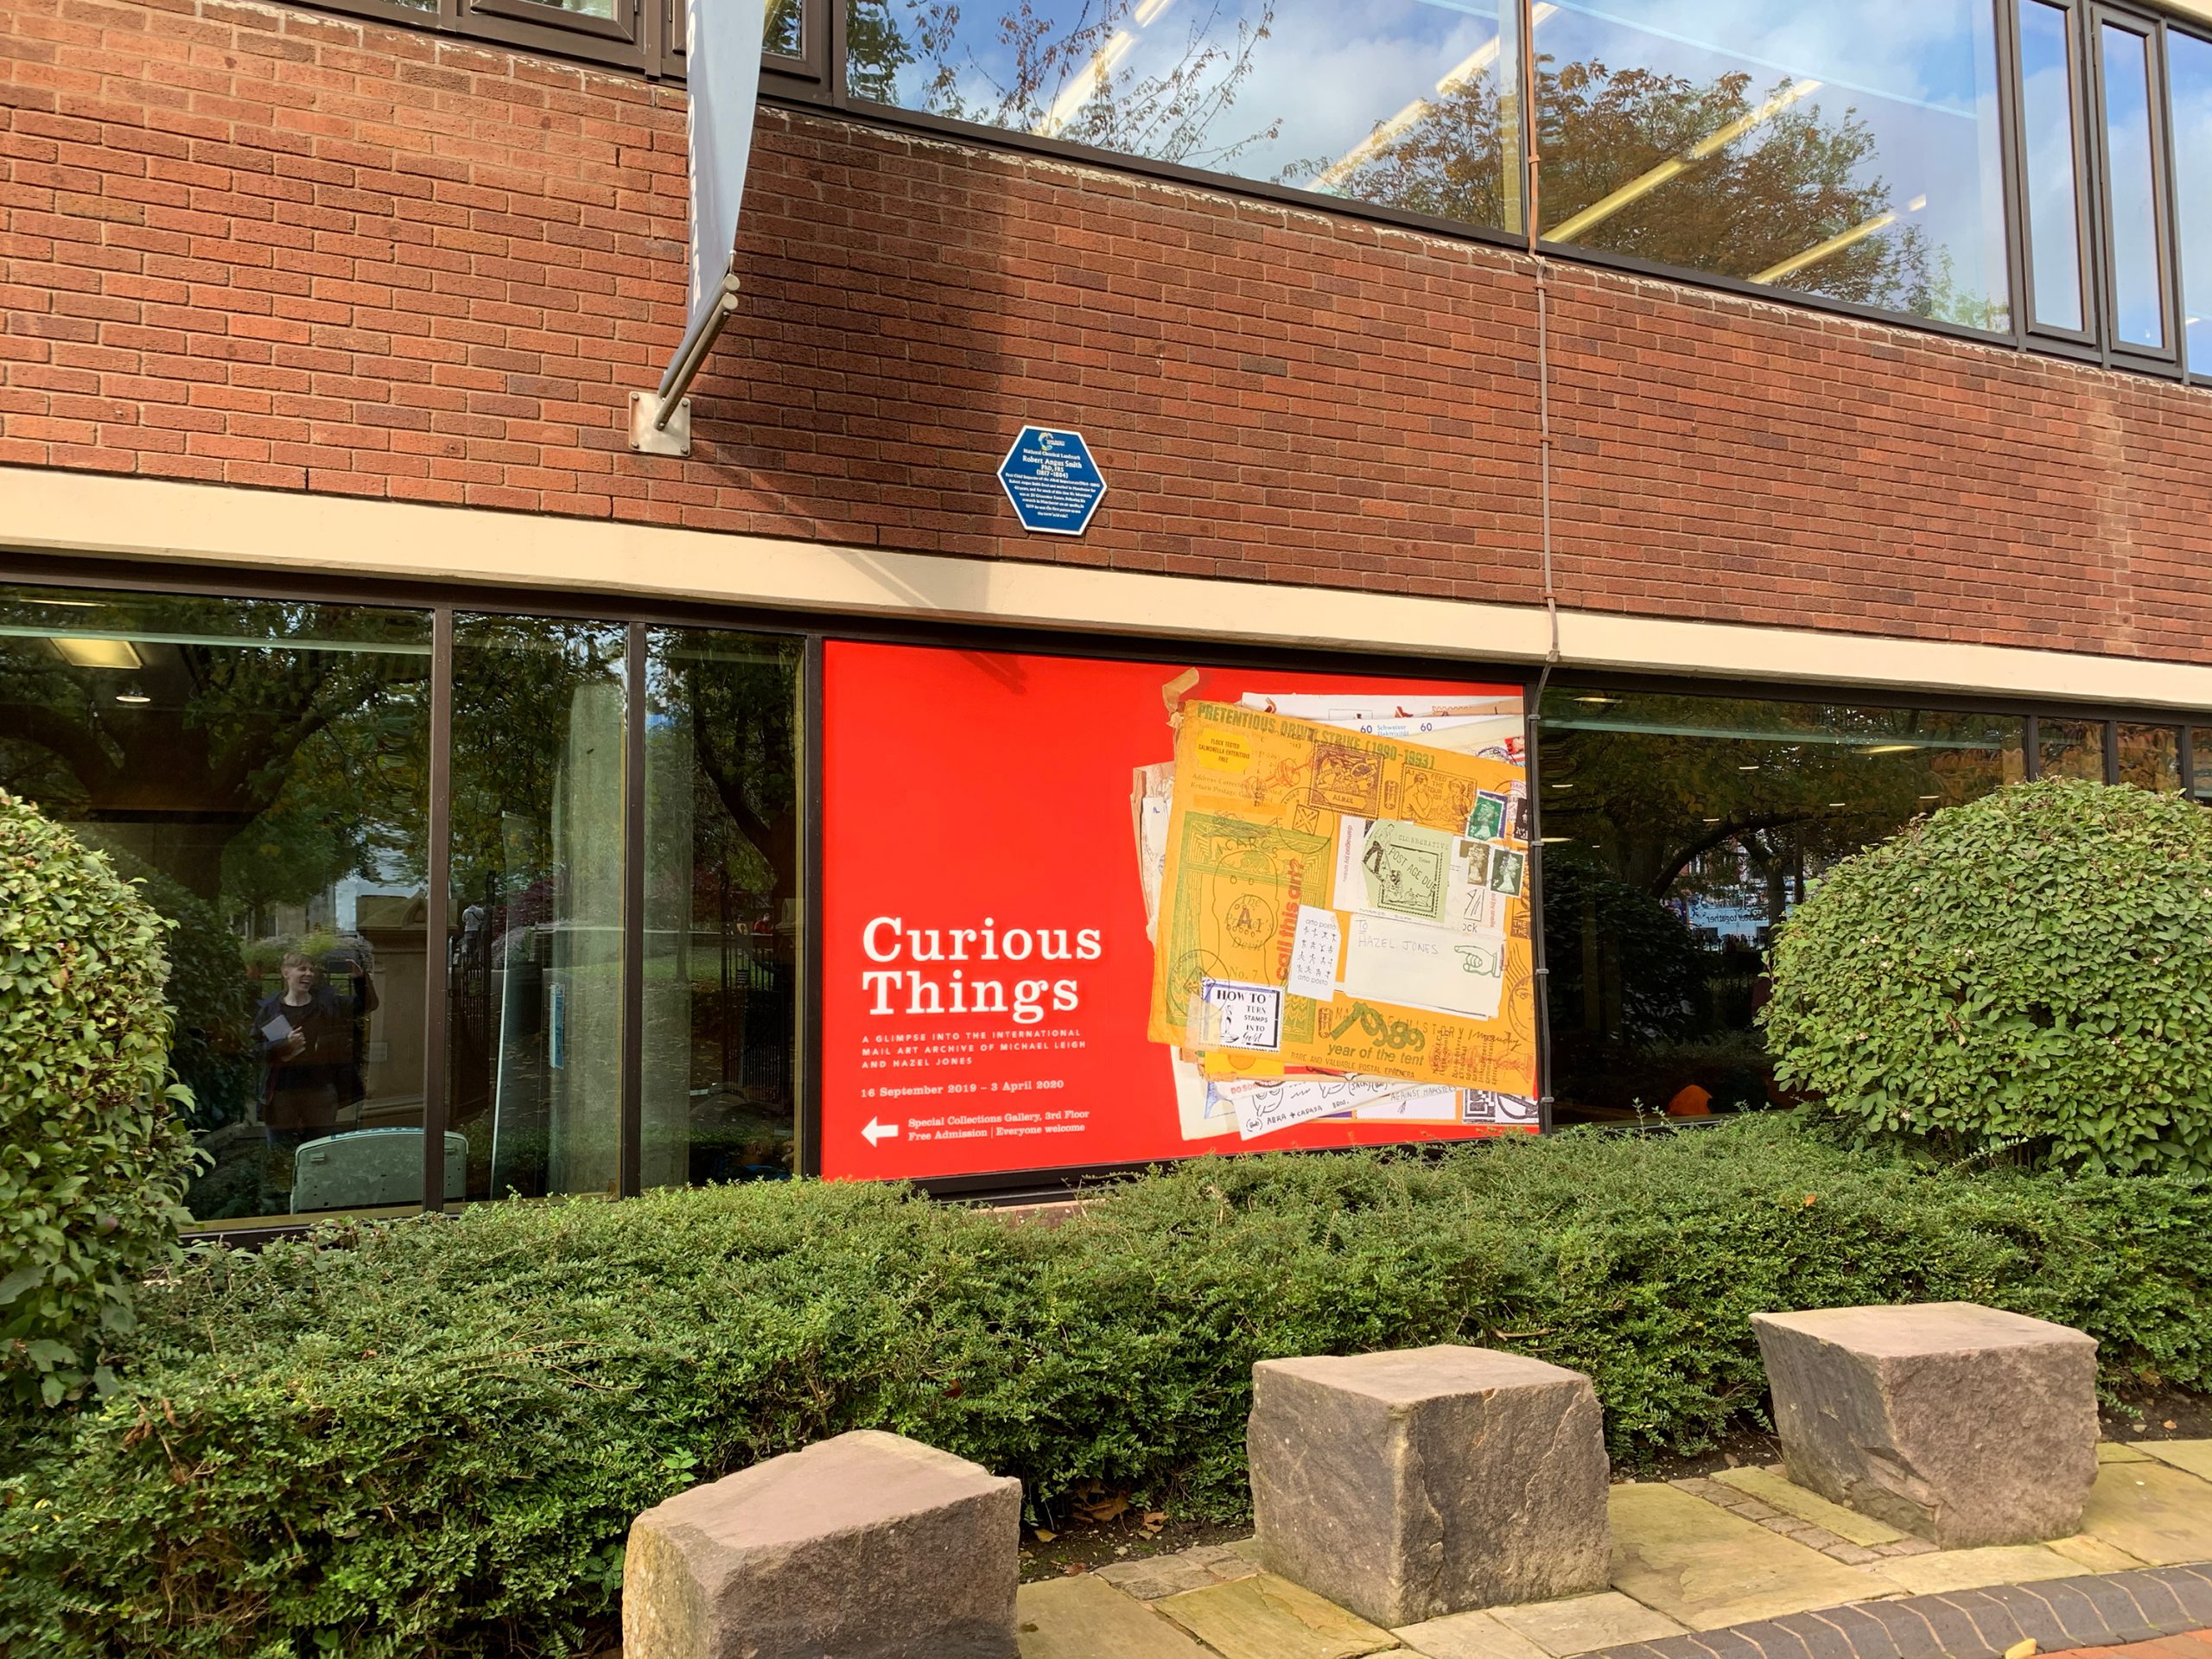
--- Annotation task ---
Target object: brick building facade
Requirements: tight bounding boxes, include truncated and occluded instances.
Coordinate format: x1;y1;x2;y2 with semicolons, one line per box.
3;0;2210;1213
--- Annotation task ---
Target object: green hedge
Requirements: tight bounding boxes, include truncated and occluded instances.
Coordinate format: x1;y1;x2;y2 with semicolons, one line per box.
4;1118;2210;1657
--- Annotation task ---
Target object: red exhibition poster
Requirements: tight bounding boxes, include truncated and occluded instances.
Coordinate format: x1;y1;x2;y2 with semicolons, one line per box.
819;640;1541;1181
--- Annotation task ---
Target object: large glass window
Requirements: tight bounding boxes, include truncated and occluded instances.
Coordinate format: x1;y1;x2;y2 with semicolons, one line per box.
2100;19;2168;352
2171;29;2212;373
2038;715;2107;779
2021;1;2089;332
0;586;434;1229
445;617;630;1203
856;0;2012;329
1535;0;2010;327
2117;721;2182;791
642;629;803;1186
852;0;1528;237
1537;690;2024;1123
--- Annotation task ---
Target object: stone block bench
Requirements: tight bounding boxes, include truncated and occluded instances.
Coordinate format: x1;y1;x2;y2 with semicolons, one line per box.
1248;1344;1611;1628
1751;1301;2098;1548
623;1428;1021;1659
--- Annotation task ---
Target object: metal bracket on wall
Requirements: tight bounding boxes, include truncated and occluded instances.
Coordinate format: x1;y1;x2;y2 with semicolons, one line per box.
627;390;693;456
627;271;741;457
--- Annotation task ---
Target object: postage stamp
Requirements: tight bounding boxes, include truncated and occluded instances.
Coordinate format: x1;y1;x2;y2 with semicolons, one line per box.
1309;743;1385;816
1465;789;1509;842
1486;846;1526;896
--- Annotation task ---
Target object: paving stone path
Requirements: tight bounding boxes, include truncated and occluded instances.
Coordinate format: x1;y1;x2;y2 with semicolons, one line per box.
1015;1442;2212;1659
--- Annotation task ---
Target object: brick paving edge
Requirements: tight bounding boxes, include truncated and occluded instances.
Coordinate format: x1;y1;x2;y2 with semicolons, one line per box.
1586;1565;2212;1659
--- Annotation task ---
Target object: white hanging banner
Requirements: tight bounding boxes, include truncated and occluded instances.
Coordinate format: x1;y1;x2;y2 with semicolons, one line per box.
665;0;765;383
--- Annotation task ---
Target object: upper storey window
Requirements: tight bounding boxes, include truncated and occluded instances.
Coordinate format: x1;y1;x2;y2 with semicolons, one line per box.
851;0;2011;331
847;0;1532;239
1531;1;2011;329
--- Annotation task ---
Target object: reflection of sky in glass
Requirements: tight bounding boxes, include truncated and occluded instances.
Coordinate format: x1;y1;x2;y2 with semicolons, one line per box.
2101;25;2164;351
2172;31;2212;372
2018;3;2083;331
1534;0;2007;327
870;0;2012;329
875;0;1518;224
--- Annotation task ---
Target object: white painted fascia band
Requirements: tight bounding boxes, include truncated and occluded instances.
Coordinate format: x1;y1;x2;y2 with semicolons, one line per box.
2;466;2206;713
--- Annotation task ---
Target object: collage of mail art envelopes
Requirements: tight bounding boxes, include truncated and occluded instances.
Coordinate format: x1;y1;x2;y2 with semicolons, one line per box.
1134;695;1539;1141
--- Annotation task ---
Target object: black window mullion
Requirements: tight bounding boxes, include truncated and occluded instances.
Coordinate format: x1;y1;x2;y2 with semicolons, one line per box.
798;634;825;1179
420;607;455;1213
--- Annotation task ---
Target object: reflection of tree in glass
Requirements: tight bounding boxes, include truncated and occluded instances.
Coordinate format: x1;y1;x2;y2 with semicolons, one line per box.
766;0;802;56
666;642;801;905
0;607;426;906
852;0;1282;170
447;621;626;915
1294;60;2000;327
1540;699;2017;908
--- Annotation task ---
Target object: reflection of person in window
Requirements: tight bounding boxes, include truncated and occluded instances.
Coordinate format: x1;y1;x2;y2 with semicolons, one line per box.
257;950;348;1152
322;939;380;1122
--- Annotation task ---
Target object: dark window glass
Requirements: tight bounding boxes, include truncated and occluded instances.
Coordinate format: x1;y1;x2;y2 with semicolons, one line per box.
851;0;1529;238
767;0;801;55
2117;722;2181;791
446;617;628;1202
1536;690;2023;1124
0;586;434;1230
2020;2;2088;332
2038;715;2106;779
2101;22;2166;351
2172;30;2212;372
642;629;803;1187
1535;0;2010;327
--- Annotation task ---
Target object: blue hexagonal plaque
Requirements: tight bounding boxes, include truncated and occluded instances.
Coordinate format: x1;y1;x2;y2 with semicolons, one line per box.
997;426;1108;537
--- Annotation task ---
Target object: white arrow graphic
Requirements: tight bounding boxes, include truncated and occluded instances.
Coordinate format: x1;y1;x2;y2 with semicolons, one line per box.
861;1116;899;1147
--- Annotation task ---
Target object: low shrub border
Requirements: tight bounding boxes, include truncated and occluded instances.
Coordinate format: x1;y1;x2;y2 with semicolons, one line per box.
3;1116;2209;1656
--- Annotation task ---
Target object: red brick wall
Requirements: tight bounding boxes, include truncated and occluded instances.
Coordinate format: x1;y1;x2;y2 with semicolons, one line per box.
4;0;2210;662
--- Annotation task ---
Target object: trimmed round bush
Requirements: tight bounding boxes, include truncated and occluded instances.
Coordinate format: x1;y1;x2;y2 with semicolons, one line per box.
1761;777;2212;1173
0;792;200;1409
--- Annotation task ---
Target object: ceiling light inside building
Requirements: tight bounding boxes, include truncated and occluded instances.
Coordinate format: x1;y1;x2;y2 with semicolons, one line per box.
1573;695;1616;705
1862;743;1919;754
1828;801;1847;807
1032;30;1136;137
51;636;143;670
114;689;151;705
1753;194;1928;286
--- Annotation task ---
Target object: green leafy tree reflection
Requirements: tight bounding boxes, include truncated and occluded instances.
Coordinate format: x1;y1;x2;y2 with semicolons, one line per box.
852;0;1284;169
849;3;2005;328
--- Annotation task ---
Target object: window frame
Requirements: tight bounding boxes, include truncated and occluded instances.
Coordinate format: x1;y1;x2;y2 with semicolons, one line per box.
236;0;2212;387
2167;13;2212;383
2011;0;2107;350
2087;4;2186;366
10;548;2212;1224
